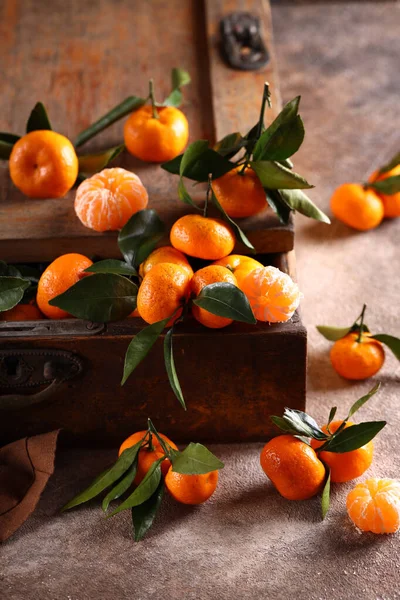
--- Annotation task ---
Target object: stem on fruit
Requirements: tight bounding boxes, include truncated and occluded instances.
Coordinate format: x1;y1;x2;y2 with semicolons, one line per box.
357;304;367;343
149;79;159;119
204;174;212;216
256;81;271;140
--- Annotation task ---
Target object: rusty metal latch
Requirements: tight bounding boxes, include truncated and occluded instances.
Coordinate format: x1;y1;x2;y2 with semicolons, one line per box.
220;12;270;71
0;349;84;410
0;318;104;338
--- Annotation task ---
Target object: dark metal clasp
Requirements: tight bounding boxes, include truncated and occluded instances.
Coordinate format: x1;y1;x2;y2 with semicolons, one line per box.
220;12;270;71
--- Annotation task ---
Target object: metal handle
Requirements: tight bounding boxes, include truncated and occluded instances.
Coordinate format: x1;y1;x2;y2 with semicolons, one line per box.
220;12;270;71
0;349;83;410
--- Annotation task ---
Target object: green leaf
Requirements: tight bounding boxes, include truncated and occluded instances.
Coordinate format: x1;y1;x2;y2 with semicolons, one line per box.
214;132;246;159
0;277;30;312
164;327;186;409
368;175;400;195
131;480;165;542
371;334;400;360
85;260;137;277
346;383;381;420
162;68;191;107
171;443;224;475
49;273;137;322
26;102;52;132
253;115;304;162
74;96;147;147
270;415;299;434
211;187;255;251
12;264;40;283
118;209;165;267
108;459;163;517
0;262;20;277
281;408;328;441
265;189;292;224
321;468;331;520
253;96;300;159
193;282;256;324
102;462;137;513
62;441;143;511
280;189;330;224
178;178;201;210
162;141;234;181
78;144;124;175
378;152;400;175
316;325;353;342
251;160;313;190
320;421;386;453
121;317;169;385
0;133;20;159
327;407;337;426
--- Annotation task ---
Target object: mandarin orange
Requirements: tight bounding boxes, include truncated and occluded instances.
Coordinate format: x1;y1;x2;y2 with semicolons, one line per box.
330;332;385;380
9;130;78;198
170;214;235;260
124;105;188;163
369;164;400;218
165;467;219;505
330;183;384;231
0;303;44;321
212;166;266;218
213;255;263;288
139;246;192;279
119;430;178;485
347;478;400;534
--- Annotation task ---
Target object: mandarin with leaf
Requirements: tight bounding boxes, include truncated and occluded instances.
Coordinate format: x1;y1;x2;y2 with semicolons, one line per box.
330;332;385;380
311;421;374;483
369;164;400;218
212;166;267;218
190;265;238;329
37;253;93;319
118;430;178;485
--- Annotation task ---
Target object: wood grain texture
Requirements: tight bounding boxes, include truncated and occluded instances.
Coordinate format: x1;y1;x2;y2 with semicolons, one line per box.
0;0;294;262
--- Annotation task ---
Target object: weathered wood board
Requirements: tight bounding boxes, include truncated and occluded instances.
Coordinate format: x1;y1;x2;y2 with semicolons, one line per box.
0;0;293;262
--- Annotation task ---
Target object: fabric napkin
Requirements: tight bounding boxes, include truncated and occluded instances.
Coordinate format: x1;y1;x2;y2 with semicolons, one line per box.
0;429;60;542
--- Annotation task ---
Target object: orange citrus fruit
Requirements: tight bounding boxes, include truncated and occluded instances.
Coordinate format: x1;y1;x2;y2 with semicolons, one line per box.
9;130;78;199
137;262;192;325
347;478;400;534
139;246;192;279
330;332;385;380
0;304;44;321
170;214;235;260
119;430;178;485
213;254;263;288
311;421;373;483
124;105;189;163
369;165;400;218
330;183;384;231
260;434;326;501
190;265;238;329
165;466;219;504
36;253;93;319
240;266;301;323
74;167;148;232
212;166;266;218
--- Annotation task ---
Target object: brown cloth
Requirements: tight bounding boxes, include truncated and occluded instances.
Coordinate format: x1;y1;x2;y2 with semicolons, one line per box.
0;430;60;542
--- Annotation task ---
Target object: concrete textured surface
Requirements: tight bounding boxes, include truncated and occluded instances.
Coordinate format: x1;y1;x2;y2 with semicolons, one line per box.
1;2;400;599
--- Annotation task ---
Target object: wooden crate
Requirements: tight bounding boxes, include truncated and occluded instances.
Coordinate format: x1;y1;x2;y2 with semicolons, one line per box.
0;0;306;444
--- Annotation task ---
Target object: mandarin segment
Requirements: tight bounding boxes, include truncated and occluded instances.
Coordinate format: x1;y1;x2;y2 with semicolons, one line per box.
311;421;374;483
212;166;267;218
137;262;192;325
139;246;192;279
330;332;385;380
124;105;189;163
240;266;301;323
190;265;238;329
330;183;384;231
9;130;78;198
36;253;93;319
74;167;148;232
165;467;219;505
260;435;326;501
170;214;235;260
347;478;400;534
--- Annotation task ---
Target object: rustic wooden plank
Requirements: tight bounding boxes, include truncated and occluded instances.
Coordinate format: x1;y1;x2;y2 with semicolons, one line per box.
0;0;293;262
